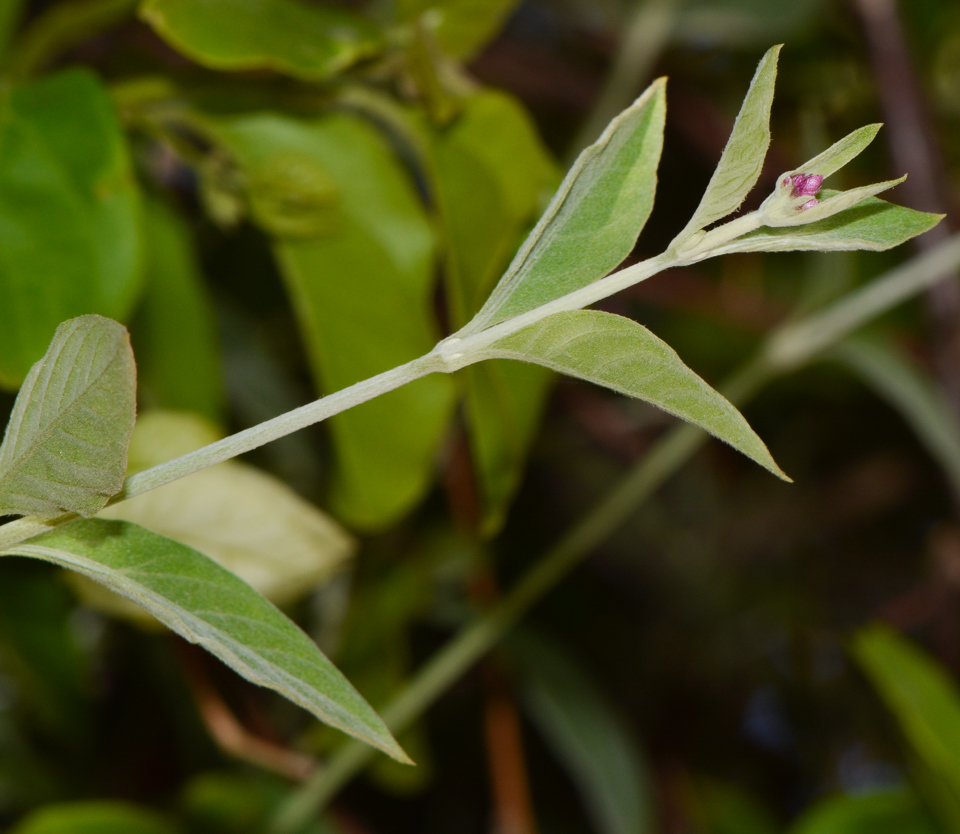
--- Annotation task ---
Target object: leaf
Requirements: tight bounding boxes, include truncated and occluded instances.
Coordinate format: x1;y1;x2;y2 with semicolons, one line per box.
510;630;657;834
674;0;822;47
4;518;409;762
831;335;960;499
0;69;143;387
790;123;882;180
9;801;179;834
133;196;224;421
717;195;943;255
472;310;788;479
98;410;355;608
672;44;780;243
853;624;960;829
432;90;558;532
789;790;942;834
685;780;780;834
397;0;521;59
0;315;137;518
139;0;382;80
463;77;666;333
213;112;455;530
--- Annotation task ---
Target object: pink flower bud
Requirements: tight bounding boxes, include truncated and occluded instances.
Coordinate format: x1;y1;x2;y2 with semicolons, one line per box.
789;174;823;198
797;198;819;211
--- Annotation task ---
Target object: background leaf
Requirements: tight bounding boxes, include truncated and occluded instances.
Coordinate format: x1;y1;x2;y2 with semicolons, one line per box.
9;801;179;834
213;112;455;531
132;196;224;421
464;77;666;332
139;0;382;80
0;69;143;387
789;790;942;834
0;316;136;518
473;310;786;479
397;0;522;59
4;519;408;763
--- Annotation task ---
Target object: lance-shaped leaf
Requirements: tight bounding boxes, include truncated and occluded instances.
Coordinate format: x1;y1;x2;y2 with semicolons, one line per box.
463;77;666;334
790;123;882;181
715;194;943;255
3;518;409;763
761;178;906;228
0;316;136;518
140;0;382;81
671;44;780;244
471;310;787;479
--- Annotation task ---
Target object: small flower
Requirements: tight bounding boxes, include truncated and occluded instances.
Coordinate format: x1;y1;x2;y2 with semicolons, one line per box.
788;173;823;198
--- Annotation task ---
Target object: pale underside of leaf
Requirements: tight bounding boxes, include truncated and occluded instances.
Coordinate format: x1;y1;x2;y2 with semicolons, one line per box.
674;44;781;241
472;310;787;480
0;315;136;517
3;518;408;763
464;77;666;333
717;195;943;255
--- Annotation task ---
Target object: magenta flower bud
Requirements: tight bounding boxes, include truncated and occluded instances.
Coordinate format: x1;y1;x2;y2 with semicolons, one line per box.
789;173;823;198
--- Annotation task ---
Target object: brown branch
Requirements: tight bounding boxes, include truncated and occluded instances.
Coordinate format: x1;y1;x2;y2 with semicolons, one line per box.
174;639;318;782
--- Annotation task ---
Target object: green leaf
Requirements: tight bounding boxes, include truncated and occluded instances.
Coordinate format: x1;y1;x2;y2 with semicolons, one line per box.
139;0;382;80
685;780;780;834
432;90;558;532
397;0;521;59
473;310;787;479
853;624;960;829
213;112;455;530
463;77;666;333
510;630;657;834
133;196;224;421
762;178;907;228
0;69;143;387
791;123;882;180
0;315;137;518
99;409;356;608
9;801;179;834
672;44;780;243
718;195;943;255
790;790;942;834
831;335;960;499
4;518;409;763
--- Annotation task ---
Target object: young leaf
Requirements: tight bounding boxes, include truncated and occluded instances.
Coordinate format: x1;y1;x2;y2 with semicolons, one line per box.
9;801;178;834
463;77;666;333
671;44;781;244
3;518;409;763
471;310;788;480
140;0;382;80
0;69;143;387
510;630;657;834
213;112;455;531
789;790;942;834
0;315;137;518
714;195;943;255
790;123;882;181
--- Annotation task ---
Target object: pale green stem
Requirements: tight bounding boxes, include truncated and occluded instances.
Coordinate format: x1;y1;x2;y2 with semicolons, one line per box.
268;358;772;834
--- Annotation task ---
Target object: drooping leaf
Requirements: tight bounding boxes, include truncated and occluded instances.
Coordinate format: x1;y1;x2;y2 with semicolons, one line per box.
9;801;178;834
0;69;143;387
4;518;409;762
212;112;455;530
463;77;666;333
472;310;787;479
832;335;960;499
98;409;355;608
432;89;558;533
672;44;780;243
139;0;382;80
789;790;942;834
717;195;943;255
133;196;224;421
397;0;521;60
0;316;137;518
853;624;960;829
510;630;657;834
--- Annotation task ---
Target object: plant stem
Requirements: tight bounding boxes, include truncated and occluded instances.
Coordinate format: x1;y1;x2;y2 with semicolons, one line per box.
269;358;773;833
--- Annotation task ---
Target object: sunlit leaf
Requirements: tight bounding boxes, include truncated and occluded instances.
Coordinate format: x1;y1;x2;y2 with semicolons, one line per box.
790;789;942;834
0;316;136;518
672;44;780;243
140;0;382;80
0;69;143;387
212;112;455;530
9;801;178;834
472;310;787;479
4;518;409;762
463;77;666;333
510;630;657;834
133;197;224;421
